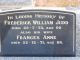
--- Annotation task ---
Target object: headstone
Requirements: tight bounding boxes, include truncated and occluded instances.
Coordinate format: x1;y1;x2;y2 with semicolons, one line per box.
0;10;76;56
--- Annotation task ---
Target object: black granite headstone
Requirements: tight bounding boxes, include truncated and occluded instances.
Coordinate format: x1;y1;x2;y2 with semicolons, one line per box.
0;10;76;56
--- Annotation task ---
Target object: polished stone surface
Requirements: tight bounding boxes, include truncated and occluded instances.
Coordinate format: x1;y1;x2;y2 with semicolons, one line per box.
0;8;80;60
